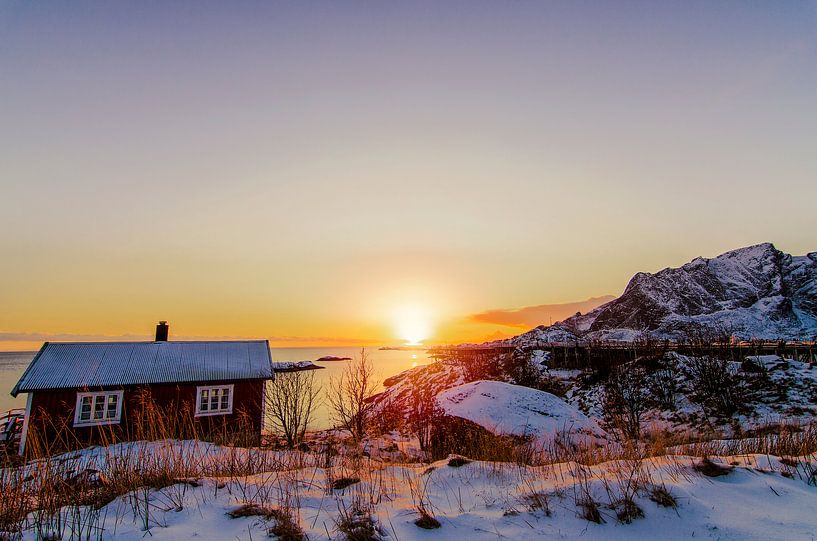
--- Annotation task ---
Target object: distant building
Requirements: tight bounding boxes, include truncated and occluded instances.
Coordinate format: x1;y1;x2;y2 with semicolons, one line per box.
10;322;274;455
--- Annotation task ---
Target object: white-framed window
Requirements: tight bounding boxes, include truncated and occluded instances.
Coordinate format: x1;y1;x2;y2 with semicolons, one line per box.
195;384;234;417
74;390;124;427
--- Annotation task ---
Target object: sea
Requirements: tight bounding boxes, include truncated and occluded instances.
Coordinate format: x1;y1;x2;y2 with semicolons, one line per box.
0;347;433;430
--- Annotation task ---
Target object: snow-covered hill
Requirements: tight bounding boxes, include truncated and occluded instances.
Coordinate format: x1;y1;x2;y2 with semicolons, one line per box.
504;243;817;343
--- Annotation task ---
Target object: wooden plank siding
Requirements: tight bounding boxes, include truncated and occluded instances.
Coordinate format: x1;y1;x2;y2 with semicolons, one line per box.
23;379;266;454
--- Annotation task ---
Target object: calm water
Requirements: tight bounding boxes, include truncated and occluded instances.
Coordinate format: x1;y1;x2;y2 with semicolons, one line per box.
0;351;33;413
0;346;432;429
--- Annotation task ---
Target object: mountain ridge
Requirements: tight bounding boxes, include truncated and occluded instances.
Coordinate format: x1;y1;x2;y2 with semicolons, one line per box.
496;243;817;345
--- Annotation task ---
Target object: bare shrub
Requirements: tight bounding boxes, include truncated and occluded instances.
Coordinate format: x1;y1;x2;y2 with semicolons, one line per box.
331;477;361;491
523;492;551;516
693;457;733;477
446;349;502;382
403;469;440;529
370;395;402;435
572;464;605;524
267;508;306;541
407;384;442;452
616;498;644;523
227;503;305;541
602;456;648;524
578;498;603;524
0;465;27;537
686;356;743;416
227;503;276;519
335;500;384;541
265;370;321;449
501;349;543;388
649;362;679;409
414;510;441;529
327;349;379;442
447;456;471;467
602;365;649;440
429;416;524;462
649;485;677;508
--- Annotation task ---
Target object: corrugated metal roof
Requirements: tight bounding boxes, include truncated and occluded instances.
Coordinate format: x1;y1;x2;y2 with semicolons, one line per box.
11;340;274;396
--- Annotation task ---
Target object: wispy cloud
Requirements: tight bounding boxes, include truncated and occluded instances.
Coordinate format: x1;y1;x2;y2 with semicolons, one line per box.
468;296;615;329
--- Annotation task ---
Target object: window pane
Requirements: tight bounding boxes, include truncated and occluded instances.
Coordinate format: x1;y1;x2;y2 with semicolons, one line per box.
221;388;229;410
94;395;105;419
80;396;92;421
210;389;219;410
106;395;118;418
200;389;209;411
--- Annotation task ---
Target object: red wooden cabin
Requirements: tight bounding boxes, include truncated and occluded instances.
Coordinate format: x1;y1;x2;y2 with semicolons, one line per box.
10;322;274;454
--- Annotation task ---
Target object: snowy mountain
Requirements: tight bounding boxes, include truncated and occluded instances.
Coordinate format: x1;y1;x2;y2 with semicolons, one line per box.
506;243;817;343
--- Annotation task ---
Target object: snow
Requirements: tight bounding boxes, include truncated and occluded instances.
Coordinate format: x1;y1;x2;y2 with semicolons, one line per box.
8;445;817;540
436;380;606;442
504;324;580;347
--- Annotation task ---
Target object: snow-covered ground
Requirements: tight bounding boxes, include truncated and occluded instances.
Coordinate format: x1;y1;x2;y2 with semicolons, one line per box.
5;348;816;540
6;444;816;540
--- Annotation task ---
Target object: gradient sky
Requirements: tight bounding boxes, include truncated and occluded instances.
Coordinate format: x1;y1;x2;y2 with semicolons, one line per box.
1;1;816;350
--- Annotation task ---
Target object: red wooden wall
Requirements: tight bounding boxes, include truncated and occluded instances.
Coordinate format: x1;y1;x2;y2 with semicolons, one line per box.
24;379;266;453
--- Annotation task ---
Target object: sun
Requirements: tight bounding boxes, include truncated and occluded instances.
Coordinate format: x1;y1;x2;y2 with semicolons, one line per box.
393;303;433;345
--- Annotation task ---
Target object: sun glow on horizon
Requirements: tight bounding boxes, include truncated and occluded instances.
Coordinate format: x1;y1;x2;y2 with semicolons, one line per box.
393;303;433;345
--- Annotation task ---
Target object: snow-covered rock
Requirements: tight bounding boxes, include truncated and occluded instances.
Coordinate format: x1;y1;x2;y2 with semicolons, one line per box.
436;380;606;443
271;360;324;372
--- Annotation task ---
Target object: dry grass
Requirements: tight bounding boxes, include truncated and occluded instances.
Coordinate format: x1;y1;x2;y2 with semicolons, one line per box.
577;498;604;524
522;491;551;516
2;384;816;541
414;510;441;529
648;485;677;508
227;503;276;519
335;501;384;541
267;508;306;541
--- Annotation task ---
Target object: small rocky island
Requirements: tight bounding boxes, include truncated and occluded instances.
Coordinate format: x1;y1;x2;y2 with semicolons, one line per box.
314;355;352;362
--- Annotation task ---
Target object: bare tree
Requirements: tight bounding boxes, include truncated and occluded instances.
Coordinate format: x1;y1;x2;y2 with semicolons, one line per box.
265;370;321;448
326;348;379;442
